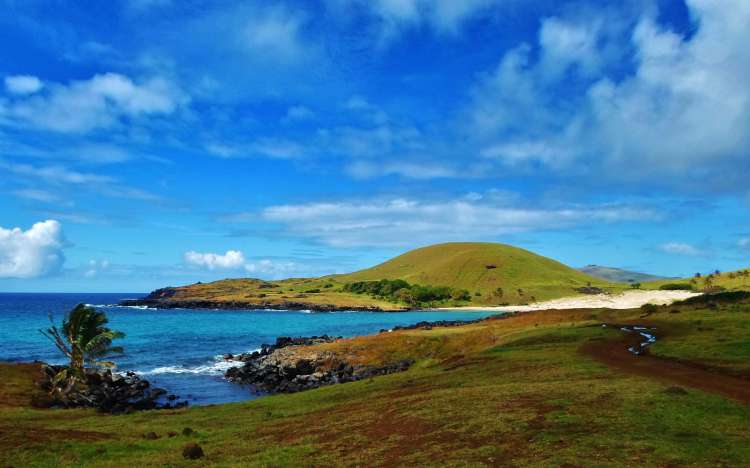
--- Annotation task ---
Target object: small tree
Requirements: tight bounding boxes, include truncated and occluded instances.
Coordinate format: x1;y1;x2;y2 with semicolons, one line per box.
630;282;641;290
40;304;125;372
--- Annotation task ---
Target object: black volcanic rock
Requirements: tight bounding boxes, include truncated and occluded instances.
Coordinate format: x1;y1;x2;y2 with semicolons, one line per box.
224;335;413;394
38;364;187;414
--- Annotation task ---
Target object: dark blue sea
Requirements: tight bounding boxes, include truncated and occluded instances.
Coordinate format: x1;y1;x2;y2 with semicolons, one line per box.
0;293;500;405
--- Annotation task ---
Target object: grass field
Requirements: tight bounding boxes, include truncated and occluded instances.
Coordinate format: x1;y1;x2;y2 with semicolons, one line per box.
152;243;620;310
2;295;750;466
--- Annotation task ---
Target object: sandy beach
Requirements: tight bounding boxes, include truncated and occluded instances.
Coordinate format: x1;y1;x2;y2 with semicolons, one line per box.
438;290;702;312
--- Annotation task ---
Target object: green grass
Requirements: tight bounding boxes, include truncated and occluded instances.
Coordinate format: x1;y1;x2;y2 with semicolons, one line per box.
647;302;750;374
3;298;750;466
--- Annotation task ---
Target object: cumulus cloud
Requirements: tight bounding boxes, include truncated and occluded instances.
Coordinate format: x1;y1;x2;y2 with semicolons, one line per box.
183;249;299;278
659;242;701;256
469;0;750;190
4;75;43;95
738;238;750;249
0;220;66;278
184;250;247;270
0;72;186;133
261;195;661;247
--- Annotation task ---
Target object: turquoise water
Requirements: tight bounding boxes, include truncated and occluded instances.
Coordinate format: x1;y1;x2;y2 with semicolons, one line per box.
0;293;500;405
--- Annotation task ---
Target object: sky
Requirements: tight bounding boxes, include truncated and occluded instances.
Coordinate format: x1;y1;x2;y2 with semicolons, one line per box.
1;0;749;292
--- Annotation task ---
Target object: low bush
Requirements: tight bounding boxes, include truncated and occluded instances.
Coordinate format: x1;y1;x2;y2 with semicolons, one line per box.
659;283;693;291
343;279;470;306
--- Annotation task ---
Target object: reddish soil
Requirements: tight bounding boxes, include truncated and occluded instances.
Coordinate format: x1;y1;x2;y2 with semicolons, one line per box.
581;330;750;405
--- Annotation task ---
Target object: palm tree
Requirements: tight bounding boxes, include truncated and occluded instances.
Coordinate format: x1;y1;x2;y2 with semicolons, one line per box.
40;304;125;372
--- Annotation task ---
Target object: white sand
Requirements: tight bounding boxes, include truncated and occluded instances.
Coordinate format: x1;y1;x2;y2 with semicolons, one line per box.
438;290;701;312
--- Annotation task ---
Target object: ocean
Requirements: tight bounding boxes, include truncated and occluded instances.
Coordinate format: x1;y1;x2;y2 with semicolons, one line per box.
0;293;500;405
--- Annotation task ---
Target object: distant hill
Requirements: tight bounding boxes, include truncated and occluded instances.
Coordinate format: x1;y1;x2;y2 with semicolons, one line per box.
578;265;668;284
129;242;616;310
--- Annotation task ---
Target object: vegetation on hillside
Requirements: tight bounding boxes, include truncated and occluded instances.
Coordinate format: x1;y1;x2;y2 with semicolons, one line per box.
343;279;471;307
644;268;750;293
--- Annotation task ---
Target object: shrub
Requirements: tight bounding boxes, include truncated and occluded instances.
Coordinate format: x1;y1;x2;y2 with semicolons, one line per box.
659;283;693;291
451;289;471;301
344;280;465;306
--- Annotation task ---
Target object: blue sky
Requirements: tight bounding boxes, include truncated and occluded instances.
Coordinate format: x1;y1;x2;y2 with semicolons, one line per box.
1;0;749;292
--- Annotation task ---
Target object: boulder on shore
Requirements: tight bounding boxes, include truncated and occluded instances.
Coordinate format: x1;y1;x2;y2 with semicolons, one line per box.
38;364;187;414
224;335;414;394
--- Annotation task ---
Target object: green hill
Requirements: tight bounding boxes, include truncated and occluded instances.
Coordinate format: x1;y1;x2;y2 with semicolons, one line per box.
333;242;610;304
131;242;614;309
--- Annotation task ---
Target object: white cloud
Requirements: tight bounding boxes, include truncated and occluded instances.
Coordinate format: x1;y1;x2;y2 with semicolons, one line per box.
205;138;305;159
12;188;63;204
468;0;750;189
346;160;456;179
262;195;660;247
242;7;310;63
330;0;499;43
183;249;298;278
245;259;297;276
284;105;315;122
0;220;66;278
659;242;701;256
0;160;162;202
738;238;750;249
184;250;247;270
0;72;186;133
4;75;43;95
1;161;113;185
84;259;110;278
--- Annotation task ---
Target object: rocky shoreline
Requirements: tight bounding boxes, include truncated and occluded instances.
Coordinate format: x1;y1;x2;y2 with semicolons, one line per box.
38;364;187;414
120;297;392;312
224;335;414;394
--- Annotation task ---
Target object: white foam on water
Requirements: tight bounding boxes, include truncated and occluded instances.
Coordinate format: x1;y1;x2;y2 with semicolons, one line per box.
135;349;262;376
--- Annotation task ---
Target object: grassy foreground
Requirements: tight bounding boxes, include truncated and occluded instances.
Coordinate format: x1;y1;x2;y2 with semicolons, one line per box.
2;297;750;466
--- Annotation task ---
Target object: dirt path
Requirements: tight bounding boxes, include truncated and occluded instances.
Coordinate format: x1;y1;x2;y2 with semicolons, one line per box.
581;329;750;405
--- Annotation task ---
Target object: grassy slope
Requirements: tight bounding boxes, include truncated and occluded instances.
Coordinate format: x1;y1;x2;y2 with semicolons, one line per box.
3;299;750;466
643;268;750;292
155;242;616;309
164;277;405;310
334;242;615;305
